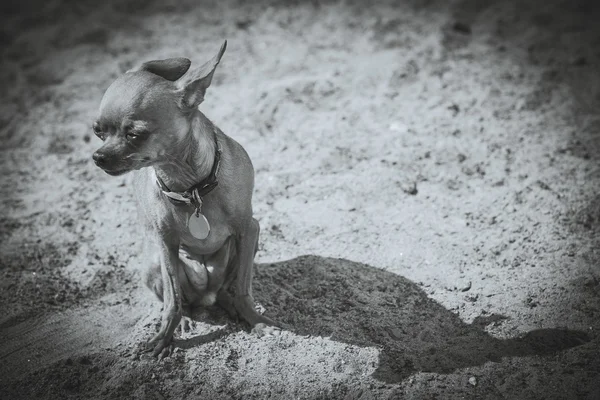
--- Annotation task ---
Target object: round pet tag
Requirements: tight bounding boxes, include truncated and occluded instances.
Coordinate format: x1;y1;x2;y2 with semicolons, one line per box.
188;213;210;239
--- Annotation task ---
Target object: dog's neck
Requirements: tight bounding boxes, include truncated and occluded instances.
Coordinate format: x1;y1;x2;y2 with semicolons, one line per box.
153;111;217;193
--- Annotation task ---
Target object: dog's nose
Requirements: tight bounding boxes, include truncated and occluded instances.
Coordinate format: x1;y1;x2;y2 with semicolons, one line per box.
92;151;107;165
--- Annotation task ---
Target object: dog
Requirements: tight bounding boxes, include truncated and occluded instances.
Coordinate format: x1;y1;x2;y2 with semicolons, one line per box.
92;41;278;358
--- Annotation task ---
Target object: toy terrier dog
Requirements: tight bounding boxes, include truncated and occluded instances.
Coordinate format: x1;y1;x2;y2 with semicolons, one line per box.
92;41;278;358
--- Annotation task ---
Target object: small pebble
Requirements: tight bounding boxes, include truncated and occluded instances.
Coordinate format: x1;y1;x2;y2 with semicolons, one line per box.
255;303;266;315
469;376;477;386
401;181;418;195
448;104;460;116
453;22;472;34
460;281;472;292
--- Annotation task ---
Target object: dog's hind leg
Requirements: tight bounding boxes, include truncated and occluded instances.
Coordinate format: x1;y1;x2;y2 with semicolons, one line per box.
200;236;235;307
232;218;280;335
178;248;208;307
144;250;199;311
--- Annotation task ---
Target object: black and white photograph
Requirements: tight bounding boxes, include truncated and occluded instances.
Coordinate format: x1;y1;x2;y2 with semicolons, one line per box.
0;0;599;398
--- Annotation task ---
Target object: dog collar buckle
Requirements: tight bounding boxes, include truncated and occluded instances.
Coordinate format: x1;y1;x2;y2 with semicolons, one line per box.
154;173;193;205
164;190;193;205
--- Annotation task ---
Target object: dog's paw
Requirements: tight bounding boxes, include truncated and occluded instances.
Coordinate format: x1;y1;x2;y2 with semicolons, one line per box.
251;322;282;338
156;342;174;360
145;334;174;359
176;316;196;336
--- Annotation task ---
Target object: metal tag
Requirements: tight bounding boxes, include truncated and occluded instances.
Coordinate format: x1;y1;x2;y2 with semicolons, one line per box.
188;213;210;240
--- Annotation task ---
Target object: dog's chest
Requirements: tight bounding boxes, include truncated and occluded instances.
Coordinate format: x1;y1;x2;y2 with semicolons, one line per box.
171;204;231;254
133;169;231;255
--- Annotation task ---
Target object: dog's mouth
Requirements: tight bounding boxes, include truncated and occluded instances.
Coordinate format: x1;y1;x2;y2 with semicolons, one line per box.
102;168;130;176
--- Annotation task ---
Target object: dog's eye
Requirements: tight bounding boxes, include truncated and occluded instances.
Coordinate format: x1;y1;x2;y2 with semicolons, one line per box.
126;130;149;142
92;123;105;140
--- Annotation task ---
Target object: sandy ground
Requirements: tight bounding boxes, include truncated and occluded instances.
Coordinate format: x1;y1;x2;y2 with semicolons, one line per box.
1;0;599;398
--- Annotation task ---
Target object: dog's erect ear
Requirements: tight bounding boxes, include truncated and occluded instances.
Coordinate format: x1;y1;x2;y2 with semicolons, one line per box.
177;41;227;109
129;58;192;81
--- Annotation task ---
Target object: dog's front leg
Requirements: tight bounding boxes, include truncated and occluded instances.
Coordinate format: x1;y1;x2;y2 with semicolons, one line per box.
234;218;280;335
146;238;183;358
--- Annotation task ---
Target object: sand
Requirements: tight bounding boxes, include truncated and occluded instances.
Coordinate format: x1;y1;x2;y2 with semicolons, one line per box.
1;0;599;398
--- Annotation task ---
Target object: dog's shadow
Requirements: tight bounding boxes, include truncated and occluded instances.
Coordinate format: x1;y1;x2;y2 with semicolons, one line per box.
181;255;590;383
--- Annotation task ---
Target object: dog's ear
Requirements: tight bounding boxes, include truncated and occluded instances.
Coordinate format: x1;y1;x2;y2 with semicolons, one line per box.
129;58;192;81
177;41;227;109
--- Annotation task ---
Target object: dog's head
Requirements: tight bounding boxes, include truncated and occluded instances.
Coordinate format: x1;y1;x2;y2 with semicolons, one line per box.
92;41;227;176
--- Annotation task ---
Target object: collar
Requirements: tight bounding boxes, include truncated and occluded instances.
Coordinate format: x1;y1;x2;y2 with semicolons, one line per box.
154;133;221;207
